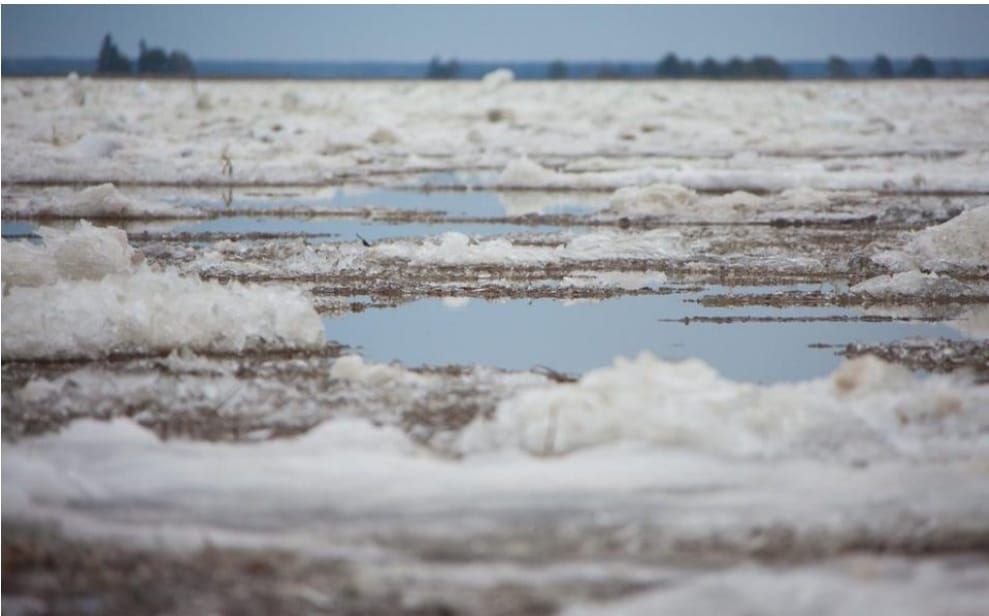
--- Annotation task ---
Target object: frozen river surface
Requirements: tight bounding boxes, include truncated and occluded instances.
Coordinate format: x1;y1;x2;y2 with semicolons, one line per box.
2;76;989;614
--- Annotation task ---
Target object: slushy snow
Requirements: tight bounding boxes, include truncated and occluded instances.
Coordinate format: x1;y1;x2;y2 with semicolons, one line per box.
460;353;989;460
2;268;324;358
8;183;202;219
2;221;137;287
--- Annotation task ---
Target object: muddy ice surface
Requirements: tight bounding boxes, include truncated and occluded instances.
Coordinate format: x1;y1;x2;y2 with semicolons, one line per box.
3;77;989;614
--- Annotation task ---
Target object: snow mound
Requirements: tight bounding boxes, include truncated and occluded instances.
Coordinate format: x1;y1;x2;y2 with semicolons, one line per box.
902;206;989;270
499;157;562;186
460;353;989;459
2;221;137;287
851;270;974;298
2;268;324;359
481;68;515;89
331;355;428;386
372;230;690;265
608;184;698;214
13;183;200;219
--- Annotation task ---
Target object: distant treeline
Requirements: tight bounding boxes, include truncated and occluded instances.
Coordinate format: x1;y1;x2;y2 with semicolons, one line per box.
6;52;988;80
96;34;195;76
426;53;975;80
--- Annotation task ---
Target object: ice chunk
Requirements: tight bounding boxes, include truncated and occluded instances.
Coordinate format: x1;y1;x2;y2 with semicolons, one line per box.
2;268;324;358
330;354;428;387
371;229;691;265
460;353;989;459
12;183;200;219
1;240;58;287
851;270;974;298
608;184;698;214
2;221;136;287
900;206;989;271
499;157;563;186
481;68;515;90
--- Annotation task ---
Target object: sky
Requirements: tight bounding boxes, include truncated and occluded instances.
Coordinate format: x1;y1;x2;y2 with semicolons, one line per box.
4;5;989;62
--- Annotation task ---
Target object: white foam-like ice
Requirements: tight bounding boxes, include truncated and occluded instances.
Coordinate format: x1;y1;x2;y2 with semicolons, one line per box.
1;267;324;358
371;230;692;265
481;68;515;90
851;269;975;298
2;221;137;287
565;556;989;616
6;183;201;219
459;352;989;459
5;79;989;189
901;206;989;270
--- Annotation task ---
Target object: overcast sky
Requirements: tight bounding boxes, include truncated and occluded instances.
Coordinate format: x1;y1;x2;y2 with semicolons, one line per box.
4;5;989;62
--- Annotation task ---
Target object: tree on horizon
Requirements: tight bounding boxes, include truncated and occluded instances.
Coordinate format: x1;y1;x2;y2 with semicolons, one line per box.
904;55;937;78
548;60;568;79
827;56;855;79
96;34;132;75
870;54;894;78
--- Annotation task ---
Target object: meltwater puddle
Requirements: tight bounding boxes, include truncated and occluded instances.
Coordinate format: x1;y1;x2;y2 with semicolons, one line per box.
161;186;603;217
325;292;968;383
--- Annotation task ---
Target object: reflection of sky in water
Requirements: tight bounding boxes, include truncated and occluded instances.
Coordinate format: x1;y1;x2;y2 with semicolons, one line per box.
169;187;603;217
325;293;968;383
1;220;38;237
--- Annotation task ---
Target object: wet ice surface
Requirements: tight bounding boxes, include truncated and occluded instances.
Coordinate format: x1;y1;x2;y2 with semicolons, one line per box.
327;292;967;382
3;78;989;614
170;216;561;243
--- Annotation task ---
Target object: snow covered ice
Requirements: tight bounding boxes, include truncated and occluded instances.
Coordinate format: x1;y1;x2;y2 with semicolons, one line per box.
3;75;989;614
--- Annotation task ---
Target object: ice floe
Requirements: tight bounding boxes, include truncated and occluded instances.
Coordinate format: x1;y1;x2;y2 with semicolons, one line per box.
2;268;324;358
460;353;989;460
4;183;202;219
371;229;692;265
851;270;976;298
2;221;137;287
874;206;989;273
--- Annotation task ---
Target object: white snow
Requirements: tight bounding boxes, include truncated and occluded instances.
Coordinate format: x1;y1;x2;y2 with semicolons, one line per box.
481;68;515;90
1;267;324;358
5;183;202;218
4;79;989;189
900;206;989;271
330;354;429;387
2;221;137;287
851;269;975;297
459;352;989;459
565;556;989;616
499;157;563;186
607;183;698;214
371;230;692;265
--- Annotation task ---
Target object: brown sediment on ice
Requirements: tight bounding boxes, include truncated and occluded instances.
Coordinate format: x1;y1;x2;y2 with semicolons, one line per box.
843;339;989;378
692;290;989;309
0;352;547;444
2;522;562;616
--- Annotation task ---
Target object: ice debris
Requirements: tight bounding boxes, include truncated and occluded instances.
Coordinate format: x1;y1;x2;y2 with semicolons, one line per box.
851;270;975;298
2;268;324;358
10;183;201;219
459;353;989;459
2;221;137;287
481;68;515;90
499;157;563;186
875;206;989;272
371;230;690;265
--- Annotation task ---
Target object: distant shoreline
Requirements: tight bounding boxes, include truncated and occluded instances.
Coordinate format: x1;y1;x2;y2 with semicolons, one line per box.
4;57;989;80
